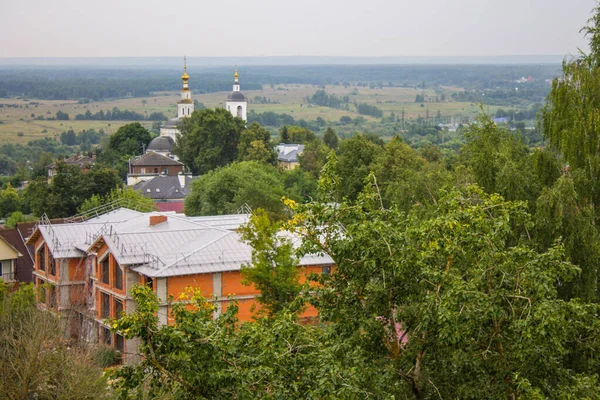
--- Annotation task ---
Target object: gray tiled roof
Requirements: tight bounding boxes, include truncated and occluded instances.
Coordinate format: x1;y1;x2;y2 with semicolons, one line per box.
133;175;194;200
277;144;305;163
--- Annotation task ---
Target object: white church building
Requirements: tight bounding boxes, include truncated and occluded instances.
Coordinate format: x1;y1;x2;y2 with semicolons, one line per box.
225;69;248;122
148;60;249;157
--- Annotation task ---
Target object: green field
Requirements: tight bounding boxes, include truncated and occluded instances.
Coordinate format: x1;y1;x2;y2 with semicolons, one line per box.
0;84;501;144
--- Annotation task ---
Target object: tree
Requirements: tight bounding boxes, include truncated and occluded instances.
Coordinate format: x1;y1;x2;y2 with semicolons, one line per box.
185;161;287;219
540;5;600;210
239;209;302;316
460;113;537;206
78;187;156;216
0;183;20;217
0;154;17;176
534;175;600;302
108;285;392;399
298;139;330;178
55;110;69;121
288;165;600;399
107;122;152;157
336;134;383;200
0;282;108;399
237;122;277;164
322;127;339;149
280;126;317;144
5;211;37;228
175;108;246;174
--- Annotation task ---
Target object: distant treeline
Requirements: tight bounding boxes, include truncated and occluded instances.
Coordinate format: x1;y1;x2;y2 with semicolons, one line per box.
74;107;167;121
59;128;106;147
0;64;559;101
247;110;326;132
306;90;349;109
0;69;262;101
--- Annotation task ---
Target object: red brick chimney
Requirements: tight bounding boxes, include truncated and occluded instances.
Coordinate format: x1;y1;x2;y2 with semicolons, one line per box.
149;215;167;226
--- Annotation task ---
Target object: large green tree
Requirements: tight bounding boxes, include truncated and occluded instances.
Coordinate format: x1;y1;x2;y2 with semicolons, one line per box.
289;166;600;398
184;161;287;219
176;108;246;174
237;122;277;164
106;122;152;157
239;209;302;316
540;5;600;209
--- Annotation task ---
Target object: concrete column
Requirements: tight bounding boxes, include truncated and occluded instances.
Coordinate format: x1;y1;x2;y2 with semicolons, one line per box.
212;272;222;318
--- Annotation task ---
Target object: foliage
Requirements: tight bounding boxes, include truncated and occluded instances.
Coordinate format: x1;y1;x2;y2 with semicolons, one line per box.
5;211;37;228
279;126;317;144
322;127;339;149
107;122;153;158
108;284;394;399
237;122;277;164
0;282;108;399
460;113;538;206
23;162;122;218
540;5;600;211
298;139;330;178
176;108;246;175
185;161;288;219
288;164;600;398
78;186;157;216
0;183;21;218
239;209;302;316
335;133;383;200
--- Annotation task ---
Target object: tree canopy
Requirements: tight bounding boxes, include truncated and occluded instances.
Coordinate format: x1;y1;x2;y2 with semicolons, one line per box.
176;108;246;175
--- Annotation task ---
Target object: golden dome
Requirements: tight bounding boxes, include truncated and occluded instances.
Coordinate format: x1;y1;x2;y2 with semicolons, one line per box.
182;56;189;81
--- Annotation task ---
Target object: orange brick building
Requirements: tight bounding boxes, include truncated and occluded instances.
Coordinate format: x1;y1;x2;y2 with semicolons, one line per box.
28;209;333;363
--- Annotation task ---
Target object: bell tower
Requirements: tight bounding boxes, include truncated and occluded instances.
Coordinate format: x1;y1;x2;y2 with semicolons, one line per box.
225;67;247;122
177;56;194;118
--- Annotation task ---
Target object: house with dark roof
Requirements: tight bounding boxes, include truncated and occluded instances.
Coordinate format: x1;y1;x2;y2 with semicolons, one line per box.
276;144;305;170
47;154;96;183
133;174;195;213
0;227;34;283
127;151;185;186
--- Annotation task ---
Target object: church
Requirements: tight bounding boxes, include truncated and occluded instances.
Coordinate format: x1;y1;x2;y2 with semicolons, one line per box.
147;58;248;156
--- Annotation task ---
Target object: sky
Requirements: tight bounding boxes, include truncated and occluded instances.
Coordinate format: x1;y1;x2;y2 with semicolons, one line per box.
0;0;596;58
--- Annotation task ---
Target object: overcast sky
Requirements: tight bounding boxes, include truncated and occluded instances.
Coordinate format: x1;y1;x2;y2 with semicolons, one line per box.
0;0;596;58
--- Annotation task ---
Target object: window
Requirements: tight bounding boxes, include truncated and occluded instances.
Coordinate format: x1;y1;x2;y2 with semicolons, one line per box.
1;261;12;281
38;246;45;271
101;292;110;319
144;275;153;288
101;327;111;345
153;168;158;173
115;264;123;291
237;105;243;118
37;278;46;304
49;285;57;309
48;252;56;276
322;266;331;276
115;334;124;354
115;299;123;318
140;168;146;174
100;257;109;285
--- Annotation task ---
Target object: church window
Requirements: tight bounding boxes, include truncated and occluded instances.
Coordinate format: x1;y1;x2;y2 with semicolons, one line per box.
237;106;243;118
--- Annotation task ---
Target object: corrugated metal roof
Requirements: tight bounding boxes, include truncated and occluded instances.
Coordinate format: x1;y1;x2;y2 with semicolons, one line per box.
34;208;333;276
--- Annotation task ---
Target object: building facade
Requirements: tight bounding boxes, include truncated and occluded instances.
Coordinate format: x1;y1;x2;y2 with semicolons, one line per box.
27;209;333;363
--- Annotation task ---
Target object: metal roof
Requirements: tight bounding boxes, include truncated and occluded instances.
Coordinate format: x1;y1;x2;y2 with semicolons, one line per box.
32;209;334;276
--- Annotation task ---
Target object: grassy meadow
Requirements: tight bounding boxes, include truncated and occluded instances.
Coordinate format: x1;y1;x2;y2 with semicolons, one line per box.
0;84;498;144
